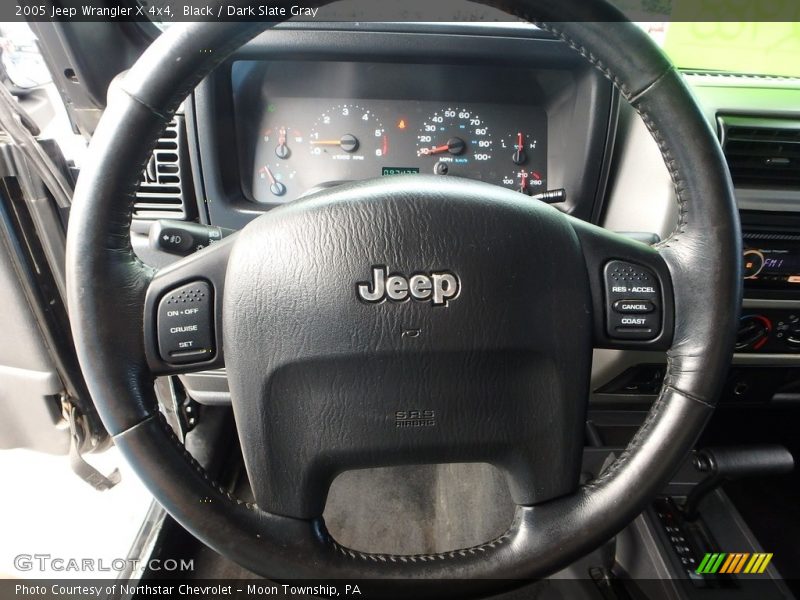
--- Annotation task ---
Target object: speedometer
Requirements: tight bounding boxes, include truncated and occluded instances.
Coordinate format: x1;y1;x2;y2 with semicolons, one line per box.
416;107;492;175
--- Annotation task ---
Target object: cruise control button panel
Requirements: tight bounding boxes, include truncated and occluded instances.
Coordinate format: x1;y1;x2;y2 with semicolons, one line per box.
157;281;214;364
605;261;661;340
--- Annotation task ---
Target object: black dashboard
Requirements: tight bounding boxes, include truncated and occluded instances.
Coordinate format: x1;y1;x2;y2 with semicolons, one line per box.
190;27;616;230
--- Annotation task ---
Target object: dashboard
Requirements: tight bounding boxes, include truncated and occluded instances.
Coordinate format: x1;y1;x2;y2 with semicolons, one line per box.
231;59;560;206
241;94;548;204
192;30;615;231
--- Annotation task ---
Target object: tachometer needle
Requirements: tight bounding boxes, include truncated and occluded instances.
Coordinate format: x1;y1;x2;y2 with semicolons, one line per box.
310;134;359;153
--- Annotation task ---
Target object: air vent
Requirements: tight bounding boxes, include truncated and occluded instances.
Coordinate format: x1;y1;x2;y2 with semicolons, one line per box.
718;115;800;188
134;116;195;221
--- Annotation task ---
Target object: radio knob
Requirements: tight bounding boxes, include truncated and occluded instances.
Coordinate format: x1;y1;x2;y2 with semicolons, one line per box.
743;249;765;279
736;315;771;351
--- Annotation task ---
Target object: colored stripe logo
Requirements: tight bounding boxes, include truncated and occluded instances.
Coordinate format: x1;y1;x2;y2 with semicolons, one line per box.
696;552;773;574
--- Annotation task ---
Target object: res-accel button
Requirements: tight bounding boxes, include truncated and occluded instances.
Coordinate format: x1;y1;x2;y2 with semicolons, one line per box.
157;281;214;364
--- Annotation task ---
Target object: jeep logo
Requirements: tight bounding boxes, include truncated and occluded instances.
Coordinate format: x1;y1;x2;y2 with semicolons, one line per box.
357;266;459;306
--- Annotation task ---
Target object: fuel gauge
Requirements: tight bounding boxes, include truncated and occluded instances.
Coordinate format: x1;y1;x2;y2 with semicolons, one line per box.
257;163;296;202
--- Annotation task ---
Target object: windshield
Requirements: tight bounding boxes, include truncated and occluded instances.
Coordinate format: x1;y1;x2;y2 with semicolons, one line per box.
648;22;800;78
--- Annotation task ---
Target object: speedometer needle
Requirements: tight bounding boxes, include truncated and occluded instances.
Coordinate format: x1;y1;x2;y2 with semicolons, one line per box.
420;144;450;156
418;137;466;157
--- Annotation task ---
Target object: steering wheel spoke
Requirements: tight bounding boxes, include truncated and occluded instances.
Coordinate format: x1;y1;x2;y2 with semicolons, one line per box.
143;234;235;374
569;218;675;351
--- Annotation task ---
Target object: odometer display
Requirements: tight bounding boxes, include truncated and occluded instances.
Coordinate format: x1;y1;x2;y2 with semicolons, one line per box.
381;166;420;176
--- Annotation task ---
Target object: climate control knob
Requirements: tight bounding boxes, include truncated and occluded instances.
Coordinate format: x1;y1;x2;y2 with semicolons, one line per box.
775;314;800;350
784;323;800;349
736;315;771;351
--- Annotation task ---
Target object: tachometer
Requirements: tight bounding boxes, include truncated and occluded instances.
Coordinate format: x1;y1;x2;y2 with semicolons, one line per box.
416;107;492;175
309;104;388;161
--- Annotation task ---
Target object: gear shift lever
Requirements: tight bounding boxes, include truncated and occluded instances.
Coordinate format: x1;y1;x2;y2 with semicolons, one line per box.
682;445;794;521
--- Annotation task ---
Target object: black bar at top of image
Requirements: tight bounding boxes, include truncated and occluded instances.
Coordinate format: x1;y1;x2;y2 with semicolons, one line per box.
5;0;800;23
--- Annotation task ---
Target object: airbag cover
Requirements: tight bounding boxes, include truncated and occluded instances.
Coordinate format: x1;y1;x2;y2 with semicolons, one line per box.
223;176;592;517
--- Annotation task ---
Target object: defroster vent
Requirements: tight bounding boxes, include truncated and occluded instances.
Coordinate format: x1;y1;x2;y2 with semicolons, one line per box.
718;115;800;188
134;116;195;221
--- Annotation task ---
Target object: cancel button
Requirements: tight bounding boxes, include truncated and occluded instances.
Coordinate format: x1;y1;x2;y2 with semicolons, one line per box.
613;299;654;314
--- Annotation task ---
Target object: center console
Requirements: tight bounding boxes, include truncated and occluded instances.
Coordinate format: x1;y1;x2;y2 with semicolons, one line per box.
737;213;800;354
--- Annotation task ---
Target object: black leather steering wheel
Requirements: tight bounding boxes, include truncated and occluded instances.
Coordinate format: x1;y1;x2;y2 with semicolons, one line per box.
65;0;741;595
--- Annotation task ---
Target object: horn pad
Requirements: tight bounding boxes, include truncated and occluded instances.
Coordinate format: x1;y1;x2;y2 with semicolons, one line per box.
223;176;592;518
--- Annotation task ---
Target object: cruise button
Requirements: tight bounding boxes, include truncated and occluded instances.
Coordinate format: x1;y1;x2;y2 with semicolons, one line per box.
613;299;654;314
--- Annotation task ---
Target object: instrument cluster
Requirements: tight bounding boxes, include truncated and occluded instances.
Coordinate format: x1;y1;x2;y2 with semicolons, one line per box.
246;97;548;204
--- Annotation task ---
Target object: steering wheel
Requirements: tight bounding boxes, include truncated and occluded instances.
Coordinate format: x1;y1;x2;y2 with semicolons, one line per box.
65;0;741;595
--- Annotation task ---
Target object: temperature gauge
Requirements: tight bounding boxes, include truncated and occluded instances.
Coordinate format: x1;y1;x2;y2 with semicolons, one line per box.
501;169;544;194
